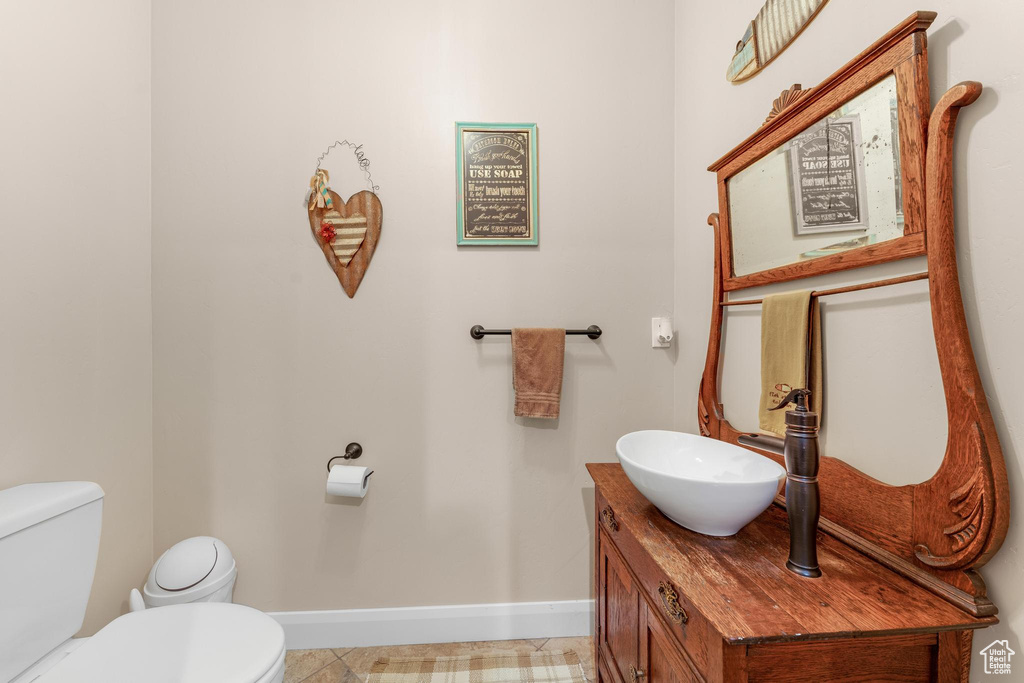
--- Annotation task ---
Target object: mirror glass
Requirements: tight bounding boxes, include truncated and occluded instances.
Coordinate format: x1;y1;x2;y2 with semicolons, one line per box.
727;75;904;277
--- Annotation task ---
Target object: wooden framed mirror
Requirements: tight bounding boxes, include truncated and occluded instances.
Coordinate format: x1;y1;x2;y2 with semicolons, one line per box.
699;11;1009;617
710;12;931;291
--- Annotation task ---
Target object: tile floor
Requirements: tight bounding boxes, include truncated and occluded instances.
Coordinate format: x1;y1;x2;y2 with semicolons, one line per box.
284;636;595;683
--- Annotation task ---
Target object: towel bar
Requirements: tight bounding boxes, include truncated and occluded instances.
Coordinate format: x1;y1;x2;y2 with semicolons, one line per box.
720;272;928;306
470;325;602;340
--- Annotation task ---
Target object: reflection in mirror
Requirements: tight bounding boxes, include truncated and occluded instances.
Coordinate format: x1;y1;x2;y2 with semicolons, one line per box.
728;75;904;277
717;269;946;486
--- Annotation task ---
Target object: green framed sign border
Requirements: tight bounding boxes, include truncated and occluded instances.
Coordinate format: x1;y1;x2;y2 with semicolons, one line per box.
455;121;539;246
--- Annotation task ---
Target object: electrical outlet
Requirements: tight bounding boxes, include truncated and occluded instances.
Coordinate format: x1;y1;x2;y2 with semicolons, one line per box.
652;317;673;347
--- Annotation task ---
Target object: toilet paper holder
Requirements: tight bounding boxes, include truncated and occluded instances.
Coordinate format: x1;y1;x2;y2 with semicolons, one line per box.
326;442;363;472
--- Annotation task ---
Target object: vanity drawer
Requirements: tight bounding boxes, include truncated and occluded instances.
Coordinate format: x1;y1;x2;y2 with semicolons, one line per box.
597;493;712;675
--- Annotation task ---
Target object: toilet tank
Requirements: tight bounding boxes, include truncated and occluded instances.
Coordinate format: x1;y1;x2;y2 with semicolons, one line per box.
0;482;104;683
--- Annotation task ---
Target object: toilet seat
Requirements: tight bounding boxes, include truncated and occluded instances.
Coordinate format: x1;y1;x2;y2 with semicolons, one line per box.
35;603;285;683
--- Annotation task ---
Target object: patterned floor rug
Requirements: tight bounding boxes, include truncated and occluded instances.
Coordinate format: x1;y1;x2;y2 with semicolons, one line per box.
368;649;587;683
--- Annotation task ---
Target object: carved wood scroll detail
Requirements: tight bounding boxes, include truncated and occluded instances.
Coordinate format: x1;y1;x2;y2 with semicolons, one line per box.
697;394;711;437
915;444;993;570
763;84;811;125
946;472;983;552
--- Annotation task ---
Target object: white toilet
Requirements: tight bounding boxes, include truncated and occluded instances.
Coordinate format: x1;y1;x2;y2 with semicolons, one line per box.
0;482;286;683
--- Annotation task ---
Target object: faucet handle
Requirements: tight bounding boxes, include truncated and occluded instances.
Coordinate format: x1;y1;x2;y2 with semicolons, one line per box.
770;387;811;412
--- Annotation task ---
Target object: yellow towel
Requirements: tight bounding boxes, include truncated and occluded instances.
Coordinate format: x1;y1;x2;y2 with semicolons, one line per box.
759;290;823;436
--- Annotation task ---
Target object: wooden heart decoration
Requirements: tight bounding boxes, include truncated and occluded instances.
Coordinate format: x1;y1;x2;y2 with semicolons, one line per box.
307;190;382;297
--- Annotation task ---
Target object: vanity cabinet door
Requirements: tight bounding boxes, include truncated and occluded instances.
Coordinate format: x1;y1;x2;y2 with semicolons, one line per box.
600;538;640;683
640;600;702;683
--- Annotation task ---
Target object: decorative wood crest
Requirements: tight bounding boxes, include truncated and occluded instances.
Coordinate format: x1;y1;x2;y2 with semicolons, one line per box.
700;14;1008;618
763;84;811;125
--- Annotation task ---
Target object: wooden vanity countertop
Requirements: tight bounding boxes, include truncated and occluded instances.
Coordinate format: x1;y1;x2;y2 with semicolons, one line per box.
587;463;996;644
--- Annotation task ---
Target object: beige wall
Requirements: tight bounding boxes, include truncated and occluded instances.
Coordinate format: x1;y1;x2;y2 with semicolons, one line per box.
673;1;1024;676
0;0;153;634
151;0;675;612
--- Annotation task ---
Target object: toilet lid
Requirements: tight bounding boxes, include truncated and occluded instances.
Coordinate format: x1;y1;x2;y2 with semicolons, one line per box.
37;603;285;683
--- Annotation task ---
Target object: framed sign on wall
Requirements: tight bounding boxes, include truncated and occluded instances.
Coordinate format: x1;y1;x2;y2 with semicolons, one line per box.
456;122;539;246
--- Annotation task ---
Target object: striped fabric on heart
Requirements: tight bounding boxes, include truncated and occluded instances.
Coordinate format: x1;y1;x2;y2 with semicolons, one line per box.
323;213;368;266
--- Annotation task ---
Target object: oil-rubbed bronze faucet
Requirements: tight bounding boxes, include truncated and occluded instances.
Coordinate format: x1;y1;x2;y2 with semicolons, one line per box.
738;388;822;578
769;388;822;578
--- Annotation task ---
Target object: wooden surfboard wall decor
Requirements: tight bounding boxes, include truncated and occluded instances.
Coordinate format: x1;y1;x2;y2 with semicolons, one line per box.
727;0;830;83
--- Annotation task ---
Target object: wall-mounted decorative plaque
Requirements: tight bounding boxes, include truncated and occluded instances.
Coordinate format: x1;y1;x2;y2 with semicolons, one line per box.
727;0;830;83
456;122;538;246
305;140;382;298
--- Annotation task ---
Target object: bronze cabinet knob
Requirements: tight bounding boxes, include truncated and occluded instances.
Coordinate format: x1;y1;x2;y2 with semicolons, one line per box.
657;581;688;625
629;665;645;681
601;506;619;532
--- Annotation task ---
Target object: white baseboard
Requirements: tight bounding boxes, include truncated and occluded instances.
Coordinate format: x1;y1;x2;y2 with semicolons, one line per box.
269;599;595;650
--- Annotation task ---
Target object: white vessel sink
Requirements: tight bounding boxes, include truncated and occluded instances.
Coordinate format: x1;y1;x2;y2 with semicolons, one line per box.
616;430;786;537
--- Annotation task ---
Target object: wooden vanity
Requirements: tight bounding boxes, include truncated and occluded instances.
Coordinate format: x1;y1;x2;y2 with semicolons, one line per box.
589;463;993;683
589;12;1009;682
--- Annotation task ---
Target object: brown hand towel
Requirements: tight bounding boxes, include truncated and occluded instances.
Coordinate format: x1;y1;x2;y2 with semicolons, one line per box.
758;290;823;436
511;328;566;419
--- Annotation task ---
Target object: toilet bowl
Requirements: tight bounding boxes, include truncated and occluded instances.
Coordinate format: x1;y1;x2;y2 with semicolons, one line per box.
0;482;285;683
23;603;285;683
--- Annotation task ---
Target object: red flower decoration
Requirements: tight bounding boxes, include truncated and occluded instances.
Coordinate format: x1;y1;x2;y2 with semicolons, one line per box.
319;220;336;243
